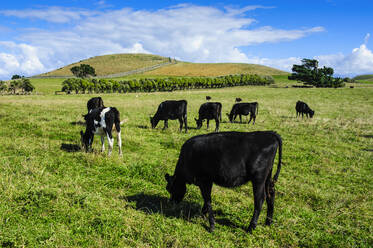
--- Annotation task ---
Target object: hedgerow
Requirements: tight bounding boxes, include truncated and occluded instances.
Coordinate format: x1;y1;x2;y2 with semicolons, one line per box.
61;74;274;94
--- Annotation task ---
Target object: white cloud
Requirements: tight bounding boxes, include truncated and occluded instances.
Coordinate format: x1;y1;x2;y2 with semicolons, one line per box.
245;36;373;76
0;7;97;23
0;4;325;79
316;43;373;75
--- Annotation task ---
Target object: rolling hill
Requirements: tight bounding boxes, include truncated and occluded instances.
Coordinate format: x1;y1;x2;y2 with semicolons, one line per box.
35;53;288;78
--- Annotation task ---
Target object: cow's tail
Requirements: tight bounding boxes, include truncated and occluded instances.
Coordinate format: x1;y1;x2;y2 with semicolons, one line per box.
112;107;121;133
219;103;222;121
272;132;282;182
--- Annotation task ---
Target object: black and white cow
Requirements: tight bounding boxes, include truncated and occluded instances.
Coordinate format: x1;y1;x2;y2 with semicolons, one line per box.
296;101;314;118
80;107;122;155
87;97;104;113
195;102;222;132
228;102;258;124
165;131;282;233
150;100;188;132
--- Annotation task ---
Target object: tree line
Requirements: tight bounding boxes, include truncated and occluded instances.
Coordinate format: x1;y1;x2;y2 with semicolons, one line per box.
0;78;35;94
61;74;274;94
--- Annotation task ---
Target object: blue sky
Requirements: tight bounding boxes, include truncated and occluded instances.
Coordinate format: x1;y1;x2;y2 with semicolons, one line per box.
0;0;372;79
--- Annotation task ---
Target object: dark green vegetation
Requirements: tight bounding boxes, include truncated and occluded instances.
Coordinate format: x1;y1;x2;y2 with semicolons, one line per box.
70;64;96;78
61;74;274;94
289;59;344;88
0;77;372;247
0;78;35;94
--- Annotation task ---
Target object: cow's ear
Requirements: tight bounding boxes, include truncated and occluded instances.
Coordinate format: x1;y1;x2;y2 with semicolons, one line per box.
165;173;170;182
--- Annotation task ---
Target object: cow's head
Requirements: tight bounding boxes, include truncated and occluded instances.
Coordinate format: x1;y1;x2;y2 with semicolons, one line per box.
194;118;205;129
309;110;315;118
150;116;159;129
80;130;93;152
165;173;186;203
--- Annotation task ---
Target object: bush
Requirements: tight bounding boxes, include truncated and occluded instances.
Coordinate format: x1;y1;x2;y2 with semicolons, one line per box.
61;74;275;94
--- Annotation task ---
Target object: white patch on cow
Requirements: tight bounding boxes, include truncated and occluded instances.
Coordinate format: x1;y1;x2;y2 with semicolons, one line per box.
93;107;111;135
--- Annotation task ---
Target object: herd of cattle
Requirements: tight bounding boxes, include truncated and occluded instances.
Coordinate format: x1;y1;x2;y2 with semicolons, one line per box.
79;96;314;233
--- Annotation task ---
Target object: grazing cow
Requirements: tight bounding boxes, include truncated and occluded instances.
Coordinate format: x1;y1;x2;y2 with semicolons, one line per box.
206;96;211;101
296;101;314;118
228;102;258;124
195;102;222;132
235;97;242;102
150;100;188;132
87;97;104;113
80;107;122;155
165;131;282;233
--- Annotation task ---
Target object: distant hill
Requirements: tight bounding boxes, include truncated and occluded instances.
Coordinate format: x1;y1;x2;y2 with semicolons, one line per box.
37;54;171;77
353;74;373;81
35;53;288;78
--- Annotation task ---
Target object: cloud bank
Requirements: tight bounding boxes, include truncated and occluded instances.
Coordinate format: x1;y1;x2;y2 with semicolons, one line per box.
0;4;351;80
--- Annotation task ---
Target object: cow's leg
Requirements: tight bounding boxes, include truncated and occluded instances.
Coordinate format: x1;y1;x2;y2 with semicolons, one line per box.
206;119;210;129
265;173;275;226
248;180;265;233
106;132;114;156
199;182;215;232
215;118;219;132
178;118;183;132
252;114;256;125
163;120;168;130
184;115;188;133
100;135;105;152
239;115;242;123
301;112;304;119
117;131;122;156
248;114;253;125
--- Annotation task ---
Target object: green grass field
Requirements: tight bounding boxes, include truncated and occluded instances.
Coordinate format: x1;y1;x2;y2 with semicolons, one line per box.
0;80;372;247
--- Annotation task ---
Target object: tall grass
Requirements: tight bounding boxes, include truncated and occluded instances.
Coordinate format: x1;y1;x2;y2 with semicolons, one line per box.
0;85;372;247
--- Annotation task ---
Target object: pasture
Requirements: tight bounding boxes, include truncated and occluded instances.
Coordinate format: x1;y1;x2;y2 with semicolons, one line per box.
0;83;372;247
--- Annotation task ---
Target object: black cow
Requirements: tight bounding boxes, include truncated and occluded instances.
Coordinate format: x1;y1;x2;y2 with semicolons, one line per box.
165;131;282;233
206;96;211;101
195;102;222;132
150;100;188;132
80;107;122;155
228;102;258;124
87;97;104;113
296;101;314;118
235;97;242;102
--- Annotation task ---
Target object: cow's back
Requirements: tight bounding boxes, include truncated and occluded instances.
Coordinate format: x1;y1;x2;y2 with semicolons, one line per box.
177;131;279;187
157;100;187;119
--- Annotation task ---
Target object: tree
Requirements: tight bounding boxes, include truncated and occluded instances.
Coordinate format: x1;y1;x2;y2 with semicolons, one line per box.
20;78;35;93
70;64;96;78
11;74;23;80
288;59;344;88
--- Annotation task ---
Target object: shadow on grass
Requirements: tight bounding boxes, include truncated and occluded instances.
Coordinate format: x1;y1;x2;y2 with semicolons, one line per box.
220;120;252;125
362;148;373;152
360;134;373;138
123;193;244;231
70;121;85;126
60;143;81;152
137;125;149;129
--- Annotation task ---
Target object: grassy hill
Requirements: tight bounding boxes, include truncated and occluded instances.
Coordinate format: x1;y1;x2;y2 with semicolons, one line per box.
353;74;373;81
38;54;171;77
36;53;288;78
143;62;288;77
